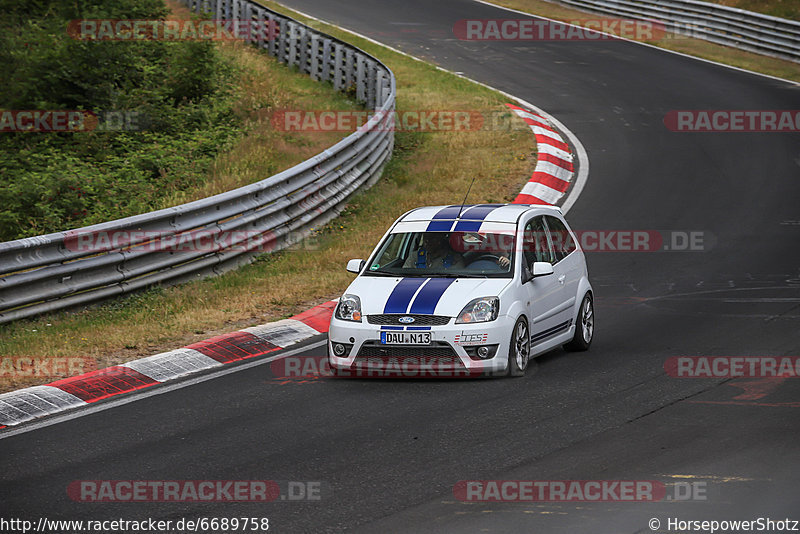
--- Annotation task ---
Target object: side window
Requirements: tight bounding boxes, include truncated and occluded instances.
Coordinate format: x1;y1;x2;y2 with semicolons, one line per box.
545;216;576;263
523;216;554;266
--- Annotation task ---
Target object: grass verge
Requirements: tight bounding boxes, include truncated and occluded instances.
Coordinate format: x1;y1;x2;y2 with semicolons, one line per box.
489;0;800;82
0;1;535;392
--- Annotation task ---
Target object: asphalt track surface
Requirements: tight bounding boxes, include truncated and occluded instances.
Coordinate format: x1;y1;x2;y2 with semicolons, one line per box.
2;1;799;532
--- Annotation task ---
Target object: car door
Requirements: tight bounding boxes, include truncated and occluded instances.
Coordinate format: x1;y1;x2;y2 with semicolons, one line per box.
520;216;565;346
544;215;581;328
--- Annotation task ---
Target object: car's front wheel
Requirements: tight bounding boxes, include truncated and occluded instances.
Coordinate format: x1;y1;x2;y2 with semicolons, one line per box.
564;293;593;351
507;317;530;377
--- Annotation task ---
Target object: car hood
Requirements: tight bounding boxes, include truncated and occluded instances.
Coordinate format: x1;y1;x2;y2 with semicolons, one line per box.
346;276;512;317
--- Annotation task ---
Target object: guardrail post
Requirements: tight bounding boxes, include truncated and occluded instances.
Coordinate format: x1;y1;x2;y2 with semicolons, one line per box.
299;28;311;74
345;48;355;89
375;70;387;108
232;0;241;21
321;38;332;83
356;54;366;102
267;14;277;56
333;43;345;90
287;22;298;66
366;59;377;110
310;34;321;80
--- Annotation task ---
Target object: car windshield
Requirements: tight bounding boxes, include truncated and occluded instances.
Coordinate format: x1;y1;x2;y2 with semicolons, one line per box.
364;231;515;278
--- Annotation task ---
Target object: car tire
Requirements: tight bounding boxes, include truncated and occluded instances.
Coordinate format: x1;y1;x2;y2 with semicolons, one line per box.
564;293;593;352
507;316;530;377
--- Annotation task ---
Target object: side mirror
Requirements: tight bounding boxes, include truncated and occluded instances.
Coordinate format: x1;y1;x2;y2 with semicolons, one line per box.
531;261;554;278
346;259;366;274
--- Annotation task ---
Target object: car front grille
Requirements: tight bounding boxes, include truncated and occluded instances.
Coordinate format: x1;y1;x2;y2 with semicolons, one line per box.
355;342;461;364
366;314;451;326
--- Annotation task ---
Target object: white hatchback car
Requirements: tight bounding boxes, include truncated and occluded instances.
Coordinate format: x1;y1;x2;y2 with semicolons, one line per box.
328;204;593;377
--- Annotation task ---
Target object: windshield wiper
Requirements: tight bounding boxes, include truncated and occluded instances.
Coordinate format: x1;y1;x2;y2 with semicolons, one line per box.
364;271;491;278
363;270;400;276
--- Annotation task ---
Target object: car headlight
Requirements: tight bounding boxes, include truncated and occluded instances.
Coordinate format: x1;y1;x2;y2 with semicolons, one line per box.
456;297;499;324
335;294;362;322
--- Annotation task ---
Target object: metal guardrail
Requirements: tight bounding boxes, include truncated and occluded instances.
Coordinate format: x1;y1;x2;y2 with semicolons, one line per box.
554;0;800;63
0;0;395;324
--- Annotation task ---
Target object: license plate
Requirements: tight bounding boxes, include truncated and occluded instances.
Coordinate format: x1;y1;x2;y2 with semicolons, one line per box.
380;331;431;345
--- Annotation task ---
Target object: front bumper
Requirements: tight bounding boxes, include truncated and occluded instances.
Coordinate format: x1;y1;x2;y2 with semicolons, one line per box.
328;314;515;377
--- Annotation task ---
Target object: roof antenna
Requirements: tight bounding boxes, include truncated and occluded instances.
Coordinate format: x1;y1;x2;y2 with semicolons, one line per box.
458;176;477;219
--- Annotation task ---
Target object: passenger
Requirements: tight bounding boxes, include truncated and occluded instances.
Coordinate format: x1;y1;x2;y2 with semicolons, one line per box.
403;233;465;270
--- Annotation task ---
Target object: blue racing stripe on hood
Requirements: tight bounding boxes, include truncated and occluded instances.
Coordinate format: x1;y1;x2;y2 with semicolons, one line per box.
409;278;456;314
383;278;428;314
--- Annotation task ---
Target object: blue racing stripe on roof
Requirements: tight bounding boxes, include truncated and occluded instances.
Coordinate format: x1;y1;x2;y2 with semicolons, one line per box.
458;204;504;218
453;204;503;231
383;278;428;314
409;278;456;314
425;205;464;231
433;205;468;219
452;220;482;232
426;220;455;232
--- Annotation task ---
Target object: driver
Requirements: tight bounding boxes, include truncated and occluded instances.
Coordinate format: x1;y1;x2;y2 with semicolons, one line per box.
463;232;511;269
494;235;512;268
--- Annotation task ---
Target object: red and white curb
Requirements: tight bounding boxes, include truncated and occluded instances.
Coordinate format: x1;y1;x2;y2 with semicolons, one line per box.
506;103;575;206
0;302;337;429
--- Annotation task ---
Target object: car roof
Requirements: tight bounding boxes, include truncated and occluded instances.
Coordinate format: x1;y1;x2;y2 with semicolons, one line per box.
398;204;562;225
391;204;563;234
